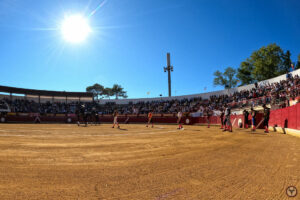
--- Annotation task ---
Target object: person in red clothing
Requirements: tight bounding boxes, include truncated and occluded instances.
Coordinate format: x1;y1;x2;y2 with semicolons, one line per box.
177;110;183;130
112;110;120;129
146;111;154;128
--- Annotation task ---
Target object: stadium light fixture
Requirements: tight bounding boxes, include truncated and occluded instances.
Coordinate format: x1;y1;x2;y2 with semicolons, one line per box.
164;53;173;97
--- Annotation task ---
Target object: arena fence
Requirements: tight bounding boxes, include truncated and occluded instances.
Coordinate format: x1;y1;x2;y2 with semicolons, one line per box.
269;103;300;130
1;112;264;129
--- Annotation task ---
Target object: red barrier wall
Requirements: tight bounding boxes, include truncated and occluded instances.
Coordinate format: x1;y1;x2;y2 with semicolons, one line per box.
1;113;264;129
268;103;300;129
297;105;300;130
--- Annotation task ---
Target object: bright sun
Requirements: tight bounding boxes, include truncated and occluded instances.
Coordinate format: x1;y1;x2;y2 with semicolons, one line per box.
61;14;91;43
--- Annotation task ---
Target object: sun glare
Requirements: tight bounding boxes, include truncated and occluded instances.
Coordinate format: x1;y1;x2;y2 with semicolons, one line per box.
61;14;91;43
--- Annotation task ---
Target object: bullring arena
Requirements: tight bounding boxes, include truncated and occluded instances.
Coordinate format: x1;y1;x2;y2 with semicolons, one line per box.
0;123;300;200
1;1;300;199
1;70;300;199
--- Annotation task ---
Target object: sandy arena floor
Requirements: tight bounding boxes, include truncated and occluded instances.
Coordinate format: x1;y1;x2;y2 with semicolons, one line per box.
0;123;299;200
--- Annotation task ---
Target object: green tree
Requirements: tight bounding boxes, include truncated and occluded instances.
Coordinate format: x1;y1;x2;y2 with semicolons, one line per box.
111;84;128;99
237;43;290;84
282;50;292;73
86;83;105;100
213;67;239;89
297;54;300;69
251;43;285;81
237;60;255;85
103;87;113;99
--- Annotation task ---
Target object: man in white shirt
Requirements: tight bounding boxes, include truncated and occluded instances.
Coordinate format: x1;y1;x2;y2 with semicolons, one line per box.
177;110;183;130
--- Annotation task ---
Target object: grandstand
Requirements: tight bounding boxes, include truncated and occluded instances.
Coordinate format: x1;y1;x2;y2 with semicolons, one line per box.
0;85;93;103
1;69;300;132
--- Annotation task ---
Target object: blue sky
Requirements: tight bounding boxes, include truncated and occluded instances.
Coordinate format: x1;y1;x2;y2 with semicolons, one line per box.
0;0;299;98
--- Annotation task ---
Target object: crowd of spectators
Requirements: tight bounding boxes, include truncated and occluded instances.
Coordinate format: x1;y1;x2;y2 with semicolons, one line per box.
1;73;300;115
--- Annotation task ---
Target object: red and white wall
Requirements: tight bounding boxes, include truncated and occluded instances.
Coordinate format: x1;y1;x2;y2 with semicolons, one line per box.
1;112;264;129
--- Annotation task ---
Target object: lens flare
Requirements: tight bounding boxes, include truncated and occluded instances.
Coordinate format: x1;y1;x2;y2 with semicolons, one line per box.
88;0;107;18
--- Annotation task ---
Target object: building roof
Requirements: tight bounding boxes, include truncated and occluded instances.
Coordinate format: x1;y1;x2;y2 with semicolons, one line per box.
0;85;93;98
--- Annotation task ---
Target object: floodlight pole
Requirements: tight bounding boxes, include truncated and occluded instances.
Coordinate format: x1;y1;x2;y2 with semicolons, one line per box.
164;53;173;97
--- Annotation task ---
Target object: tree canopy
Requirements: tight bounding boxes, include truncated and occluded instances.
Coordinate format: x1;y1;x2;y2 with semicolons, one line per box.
86;83;127;100
213;67;239;89
242;43;288;82
86;83;105;100
111;84;128;99
214;43;296;87
297;54;300;69
236;60;255;85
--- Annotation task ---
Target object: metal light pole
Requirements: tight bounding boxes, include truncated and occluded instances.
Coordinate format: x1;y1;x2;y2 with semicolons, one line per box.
164;53;173;97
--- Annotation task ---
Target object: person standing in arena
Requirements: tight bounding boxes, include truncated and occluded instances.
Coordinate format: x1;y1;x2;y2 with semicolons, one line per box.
263;104;270;133
83;110;89;127
92;107;100;125
146;111;154;128
76;105;81;126
251;108;257;132
205;106;212;128
112;110;120;129
77;104;86;126
243;109;249;129
223;108;227;130
95;112;100;125
177;110;183;130
223;105;232;132
220;108;225;129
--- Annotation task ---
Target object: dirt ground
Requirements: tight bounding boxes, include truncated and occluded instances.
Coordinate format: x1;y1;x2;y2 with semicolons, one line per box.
0;123;299;200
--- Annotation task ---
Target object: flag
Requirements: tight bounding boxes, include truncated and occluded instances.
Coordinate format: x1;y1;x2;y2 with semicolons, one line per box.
291;63;295;70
